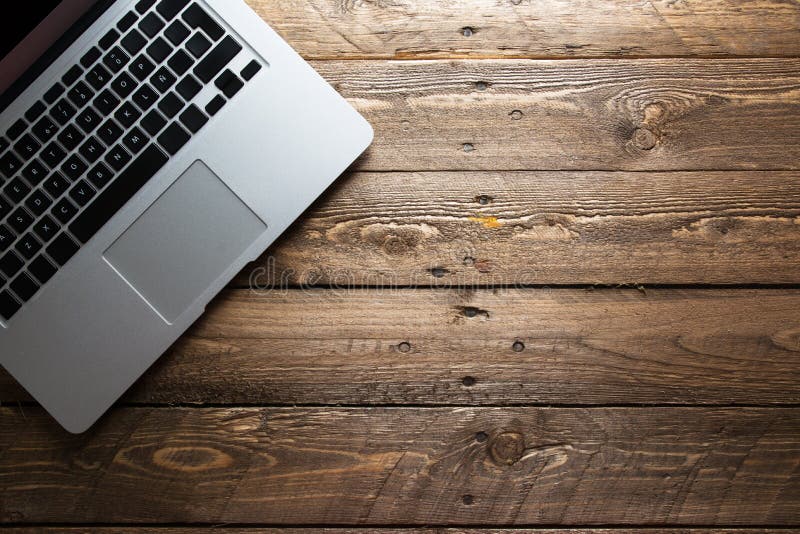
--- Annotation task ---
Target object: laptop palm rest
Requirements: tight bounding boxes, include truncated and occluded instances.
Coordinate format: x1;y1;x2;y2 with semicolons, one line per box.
104;160;267;324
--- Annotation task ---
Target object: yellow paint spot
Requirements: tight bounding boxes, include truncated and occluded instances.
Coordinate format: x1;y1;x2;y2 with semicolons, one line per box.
469;216;502;229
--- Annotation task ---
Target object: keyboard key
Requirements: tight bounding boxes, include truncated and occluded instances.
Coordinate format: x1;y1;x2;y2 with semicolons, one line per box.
147;37;172;63
0;151;23;178
168;49;193;75
100;29;121;50
98;119;124;145
241;60;261;81
79;136;106;163
105;144;132;171
0;290;21;320
25;190;51;216
204;94;225;116
69;179;96;206
33;215;60;242
63;64;83;86
158;91;184;118
8;207;34;234
157;122;190;155
51;98;77;125
0;136;8;153
93;89;120;115
10;272;39;302
186;32;211;58
0;224;13;250
129;54;156;81
22;159;47;185
165;20;190;45
14;133;41;160
121;28;147;55
141;110;167;136
114;102;141;128
43;171;70;198
6;119;27;140
29;255;57;284
32;116;60;143
44;83;65;104
41;142;67;169
215;69;243;98
140;12;166;38
0;250;24;278
182;3;224;41
62;154;88;180
25;101;47;123
118;11;139;32
157;0;190;20
194;36;242;83
81;46;102;68
70;144;168;243
4;178;29;203
150;66;177;92
87;162;114;189
46;233;79;265
86;63;112;90
67;80;95;108
135;0;157;14
111;71;137;98
103;46;130;73
0;196;10;219
123;127;147;154
57;124;84;151
52;198;78;224
179;104;207;133
15;233;42;260
76;107;102;133
132;84;159;110
175;75;201;100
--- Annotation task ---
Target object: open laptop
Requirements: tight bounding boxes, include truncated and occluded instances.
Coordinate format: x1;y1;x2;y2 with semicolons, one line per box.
0;0;373;432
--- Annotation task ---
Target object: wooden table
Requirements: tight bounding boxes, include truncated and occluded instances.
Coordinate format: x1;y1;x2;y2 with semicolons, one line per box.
2;0;800;530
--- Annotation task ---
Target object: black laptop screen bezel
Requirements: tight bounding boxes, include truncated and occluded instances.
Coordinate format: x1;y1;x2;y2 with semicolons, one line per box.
0;0;116;114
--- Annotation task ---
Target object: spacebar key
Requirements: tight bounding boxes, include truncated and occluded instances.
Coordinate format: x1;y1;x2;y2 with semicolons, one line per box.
70;144;168;243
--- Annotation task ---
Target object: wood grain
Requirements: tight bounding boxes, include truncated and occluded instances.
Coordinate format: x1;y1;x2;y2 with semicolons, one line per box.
5;530;798;533
309;59;800;171
3;288;798;405
228;170;800;287
246;0;800;59
1;407;798;524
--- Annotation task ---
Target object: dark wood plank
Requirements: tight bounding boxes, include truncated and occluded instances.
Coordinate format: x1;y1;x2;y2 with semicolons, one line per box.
310;59;800;171
4;530;798;533
247;0;800;59
230;170;800;287
3;288;798;405
1;407;798;524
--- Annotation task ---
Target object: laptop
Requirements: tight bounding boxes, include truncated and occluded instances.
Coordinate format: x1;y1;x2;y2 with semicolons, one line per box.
0;0;373;432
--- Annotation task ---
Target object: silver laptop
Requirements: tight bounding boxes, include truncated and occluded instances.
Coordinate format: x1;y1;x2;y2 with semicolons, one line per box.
0;0;373;432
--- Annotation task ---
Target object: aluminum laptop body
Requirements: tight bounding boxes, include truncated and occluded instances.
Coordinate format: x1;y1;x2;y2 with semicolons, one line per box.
0;0;373;432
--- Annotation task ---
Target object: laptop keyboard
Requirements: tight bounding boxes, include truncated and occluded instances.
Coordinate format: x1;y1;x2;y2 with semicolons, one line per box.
0;0;263;322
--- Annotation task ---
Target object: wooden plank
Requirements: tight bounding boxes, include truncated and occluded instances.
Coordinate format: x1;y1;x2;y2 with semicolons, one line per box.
230;170;800;287
246;0;800;59
3;288;798;405
1;407;798;524
309;59;800;171
0;525;791;534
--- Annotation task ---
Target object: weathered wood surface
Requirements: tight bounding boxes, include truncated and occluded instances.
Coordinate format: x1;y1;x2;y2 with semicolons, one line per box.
308;59;800;171
3;288;798;405
227;170;800;287
5;530;798;533
1;407;798;524
247;0;800;59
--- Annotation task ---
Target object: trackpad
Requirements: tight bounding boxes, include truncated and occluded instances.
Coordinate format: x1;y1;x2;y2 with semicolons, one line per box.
104;160;266;323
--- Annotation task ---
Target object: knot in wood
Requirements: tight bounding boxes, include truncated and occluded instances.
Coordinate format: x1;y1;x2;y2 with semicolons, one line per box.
490;431;525;465
632;127;657;150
